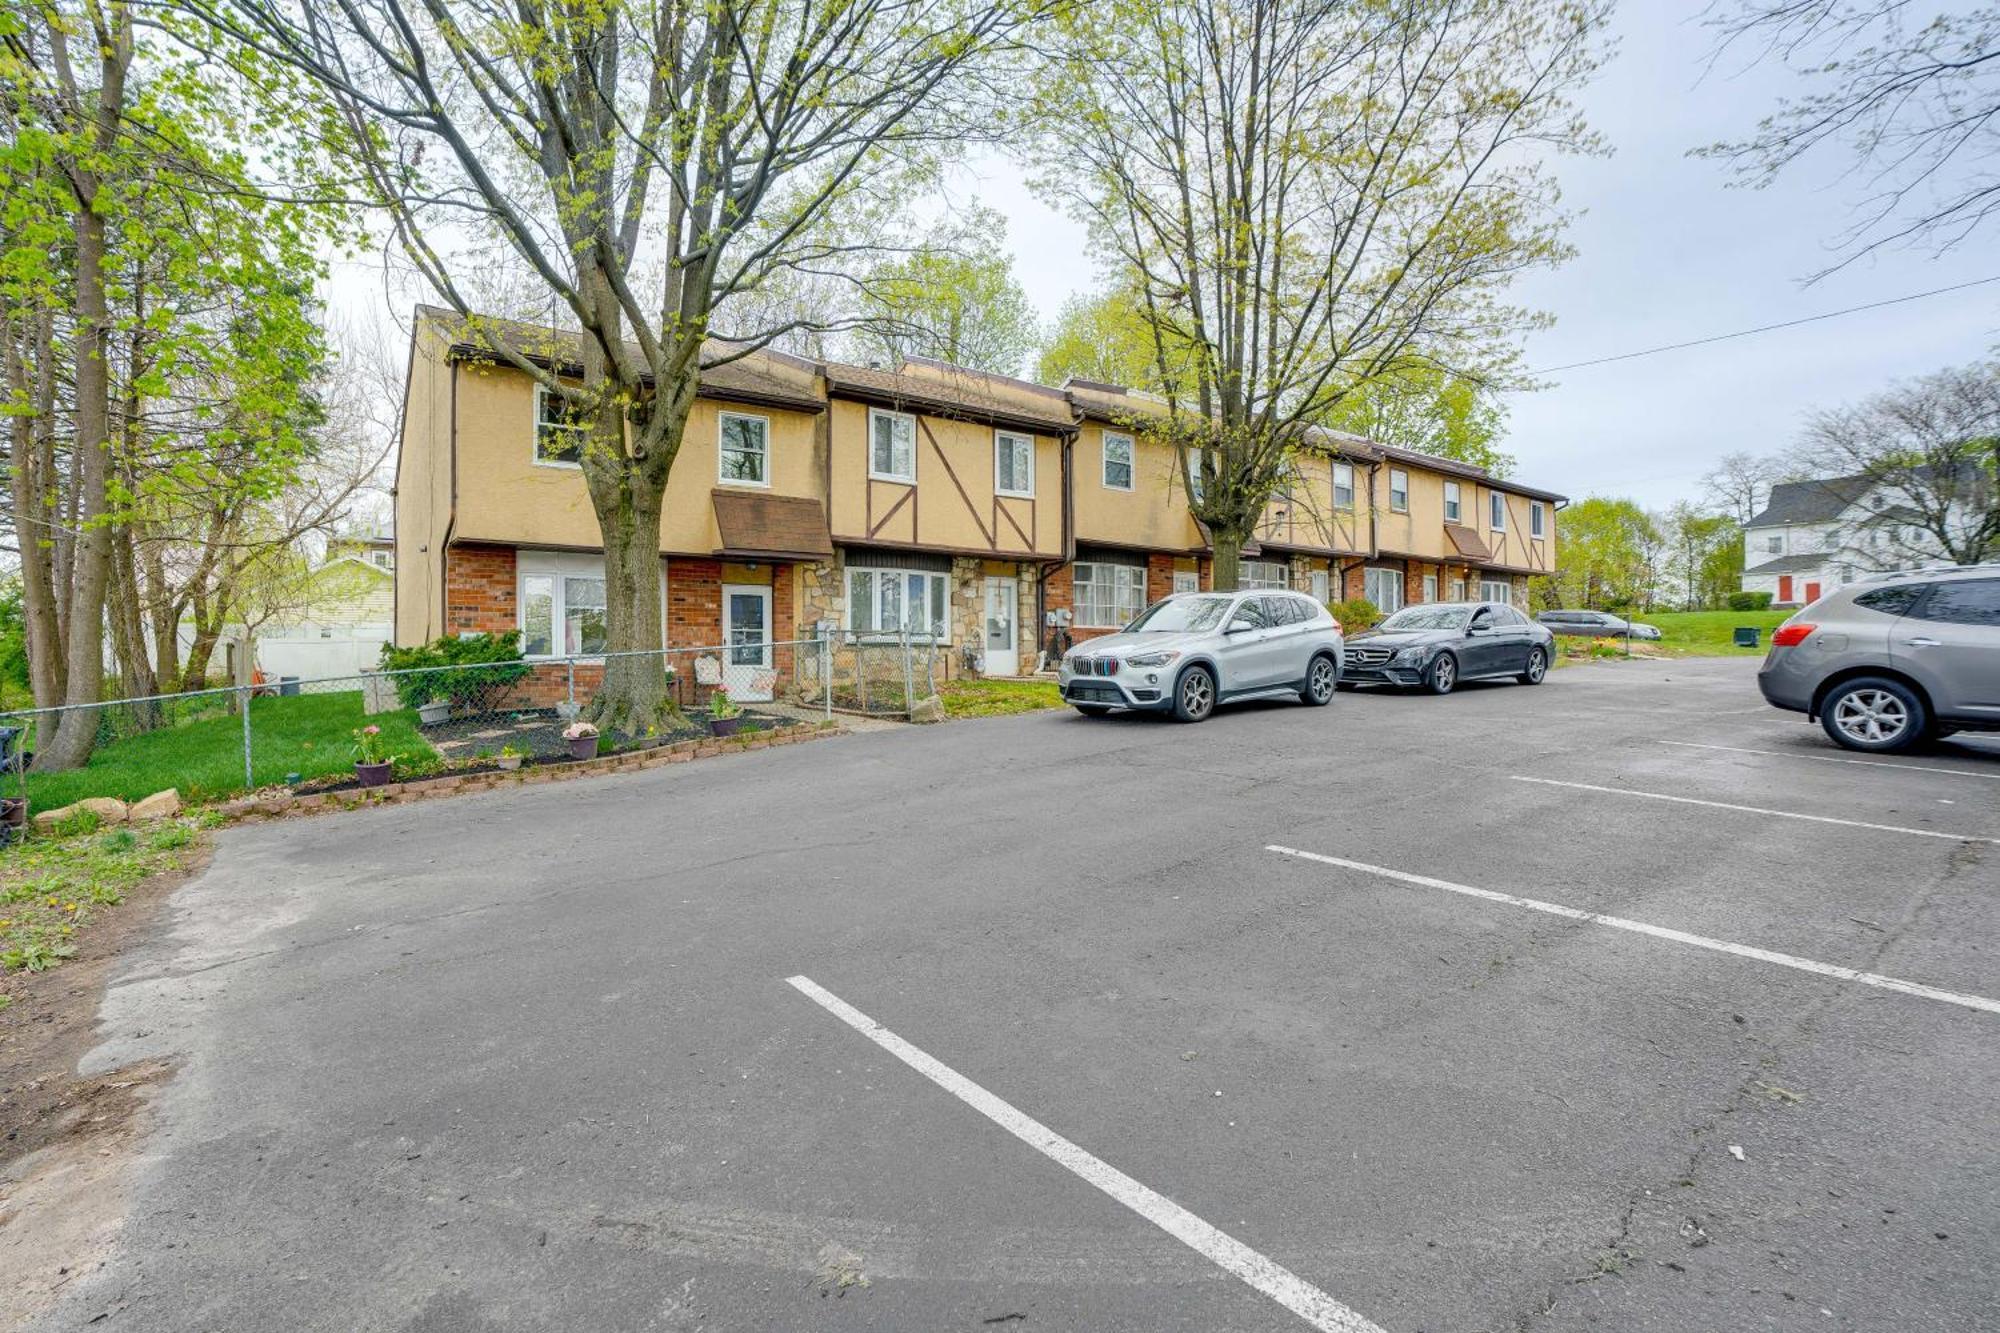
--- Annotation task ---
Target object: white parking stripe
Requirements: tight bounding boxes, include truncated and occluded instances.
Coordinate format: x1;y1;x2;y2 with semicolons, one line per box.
1509;775;2000;845
1264;848;2000;1017
785;975;1387;1333
1659;739;2000;781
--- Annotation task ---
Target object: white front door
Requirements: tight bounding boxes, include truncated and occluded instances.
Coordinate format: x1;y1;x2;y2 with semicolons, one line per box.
983;576;1018;677
721;584;774;701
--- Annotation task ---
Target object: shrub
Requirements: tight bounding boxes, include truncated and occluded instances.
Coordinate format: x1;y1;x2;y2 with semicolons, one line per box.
378;632;532;711
1726;590;1774;611
1329;597;1381;631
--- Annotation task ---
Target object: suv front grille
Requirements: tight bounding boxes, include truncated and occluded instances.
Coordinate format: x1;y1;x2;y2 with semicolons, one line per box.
1071;656;1120;676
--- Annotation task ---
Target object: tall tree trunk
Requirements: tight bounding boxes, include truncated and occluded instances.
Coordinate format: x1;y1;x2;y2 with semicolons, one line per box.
4;309;65;708
1208;540;1244;593
581;427;676;735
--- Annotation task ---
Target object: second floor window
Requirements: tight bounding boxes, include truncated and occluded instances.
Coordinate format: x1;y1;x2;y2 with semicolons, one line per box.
1490;491;1506;531
870;409;916;482
719;412;769;486
1333;462;1355;509
995;431;1034;496
1103;433;1135;490
1531;501;1546;539
1767;534;1783;553
1443;481;1461;522
534;385;586;466
1389;469;1409;512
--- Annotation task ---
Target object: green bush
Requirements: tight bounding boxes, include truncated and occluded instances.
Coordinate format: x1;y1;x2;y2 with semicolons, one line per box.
1329;597;1381;631
1726;590;1774;611
378;632;531;711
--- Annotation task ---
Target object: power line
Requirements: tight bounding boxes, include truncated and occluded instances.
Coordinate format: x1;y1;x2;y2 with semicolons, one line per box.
1528;274;2000;376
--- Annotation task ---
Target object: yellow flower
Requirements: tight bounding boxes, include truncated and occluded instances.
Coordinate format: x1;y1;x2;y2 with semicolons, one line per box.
64;903;78;913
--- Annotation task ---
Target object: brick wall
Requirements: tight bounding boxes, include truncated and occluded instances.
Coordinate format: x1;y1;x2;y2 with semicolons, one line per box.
668;558;721;647
1146;553;1176;603
772;563;795;675
447;544;517;634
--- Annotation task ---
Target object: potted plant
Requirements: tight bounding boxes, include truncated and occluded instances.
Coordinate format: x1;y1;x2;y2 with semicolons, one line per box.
0;796;26;835
563;720;600;761
352;724;396;787
707;688;743;737
417;697;451;727
496;745;524;772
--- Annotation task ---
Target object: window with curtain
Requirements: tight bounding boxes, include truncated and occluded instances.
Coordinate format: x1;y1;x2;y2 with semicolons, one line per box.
870;410;916;481
1443;481;1461;522
847;567;948;639
1489;492;1507;531
1073;562;1146;626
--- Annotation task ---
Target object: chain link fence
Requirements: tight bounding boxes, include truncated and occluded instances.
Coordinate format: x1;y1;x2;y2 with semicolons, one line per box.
0;637;839;818
795;629;944;717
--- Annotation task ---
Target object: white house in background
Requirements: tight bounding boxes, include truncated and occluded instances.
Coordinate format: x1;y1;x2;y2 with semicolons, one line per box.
1741;474;1946;607
175;539;397;684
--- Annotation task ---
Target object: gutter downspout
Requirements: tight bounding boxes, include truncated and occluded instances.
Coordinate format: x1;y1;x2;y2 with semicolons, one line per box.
439;358;459;640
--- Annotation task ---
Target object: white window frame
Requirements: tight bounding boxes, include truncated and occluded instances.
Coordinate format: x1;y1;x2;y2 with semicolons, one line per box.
1530;501;1546;540
1489;491;1507;532
1443;481;1461;523
868;408;917;483
533;384;586;469
517;550;611;660
994;430;1035;498
1480;578;1513;605
717;410;771;488
1102;432;1135;491
1333;461;1355;509
1363;566;1405;613
1389;468;1409;513
845;565;949;641
1422;573;1438;602
1240;559;1291;591
1073;561;1147;627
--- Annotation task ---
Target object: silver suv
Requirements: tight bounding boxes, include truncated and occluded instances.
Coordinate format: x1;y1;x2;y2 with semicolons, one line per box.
1058;590;1344;722
1758;564;2000;751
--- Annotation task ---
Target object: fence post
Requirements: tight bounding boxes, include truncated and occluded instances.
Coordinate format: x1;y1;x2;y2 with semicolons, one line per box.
820;636;832;724
902;628;915;716
239;684;254;790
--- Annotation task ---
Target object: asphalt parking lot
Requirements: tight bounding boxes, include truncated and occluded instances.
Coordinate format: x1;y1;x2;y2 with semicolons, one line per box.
29;656;2000;1332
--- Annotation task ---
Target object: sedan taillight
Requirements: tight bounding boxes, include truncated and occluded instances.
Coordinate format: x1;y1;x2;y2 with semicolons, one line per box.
1771;623;1816;647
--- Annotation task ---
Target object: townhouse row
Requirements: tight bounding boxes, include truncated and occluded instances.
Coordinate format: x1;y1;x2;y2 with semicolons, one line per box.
393;307;1563;696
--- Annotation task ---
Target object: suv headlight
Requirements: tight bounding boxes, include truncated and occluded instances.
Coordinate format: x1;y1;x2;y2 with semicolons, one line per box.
1125;650;1181;667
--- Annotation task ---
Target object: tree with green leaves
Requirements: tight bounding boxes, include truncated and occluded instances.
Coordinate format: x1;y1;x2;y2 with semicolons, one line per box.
1660;502;1743;610
858;205;1039;375
1036;285;1171;388
180;0;1052;734
1323;366;1515;478
1542;497;1662;611
1028;0;1607;589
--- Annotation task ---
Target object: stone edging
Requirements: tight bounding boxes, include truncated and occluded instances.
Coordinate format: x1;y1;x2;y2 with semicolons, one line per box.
213;721;844;822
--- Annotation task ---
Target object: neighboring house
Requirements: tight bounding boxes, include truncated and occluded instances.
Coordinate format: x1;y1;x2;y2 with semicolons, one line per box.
178;550;396;683
1742;475;1950;606
392;306;1564;684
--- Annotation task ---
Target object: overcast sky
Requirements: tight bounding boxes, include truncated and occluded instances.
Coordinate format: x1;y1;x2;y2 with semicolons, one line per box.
333;3;2000;514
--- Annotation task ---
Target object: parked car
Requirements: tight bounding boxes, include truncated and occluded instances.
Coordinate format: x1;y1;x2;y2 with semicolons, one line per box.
1757;564;2000;752
1342;602;1553;694
1058;590;1343;722
1537;609;1662;640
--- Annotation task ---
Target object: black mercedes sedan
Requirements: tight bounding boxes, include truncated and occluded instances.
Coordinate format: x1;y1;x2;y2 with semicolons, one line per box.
1339;602;1553;695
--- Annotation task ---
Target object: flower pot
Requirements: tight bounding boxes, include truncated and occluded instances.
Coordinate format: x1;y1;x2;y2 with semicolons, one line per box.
496;755;522;771
708;716;742;738
567;735;599;762
354;761;392;788
418;700;451;726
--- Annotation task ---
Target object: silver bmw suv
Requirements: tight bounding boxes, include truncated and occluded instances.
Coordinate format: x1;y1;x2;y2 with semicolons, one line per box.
1058;590;1344;722
1758;563;2000;752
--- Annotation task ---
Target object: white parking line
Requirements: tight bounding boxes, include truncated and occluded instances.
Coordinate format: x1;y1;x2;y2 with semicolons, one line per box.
1509;775;2000;845
785;975;1386;1333
1659;739;2000;781
1264;848;2000;1017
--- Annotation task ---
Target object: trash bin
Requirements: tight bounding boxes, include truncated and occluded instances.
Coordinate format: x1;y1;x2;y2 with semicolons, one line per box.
279;676;301;696
1733;627;1760;649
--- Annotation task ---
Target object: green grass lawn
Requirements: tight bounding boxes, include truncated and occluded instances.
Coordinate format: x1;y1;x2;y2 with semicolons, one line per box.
937;678;1064;719
1640;609;1792;656
13;691;437;810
